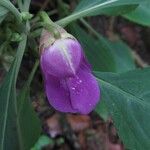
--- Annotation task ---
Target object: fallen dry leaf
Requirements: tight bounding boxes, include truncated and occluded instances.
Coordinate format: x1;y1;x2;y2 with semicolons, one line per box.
46;113;62;137
67;114;91;132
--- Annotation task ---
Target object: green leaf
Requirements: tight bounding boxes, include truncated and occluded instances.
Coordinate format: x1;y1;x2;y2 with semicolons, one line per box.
23;0;31;11
75;0;137;16
0;0;22;23
103;40;136;73
0;34;27;150
0;36;40;150
17;60;41;150
0;14;7;23
124;2;150;26
95;68;150;149
57;0;148;26
95;98;109;121
0;0;9;23
0;6;8;16
18;0;31;12
31;135;54;150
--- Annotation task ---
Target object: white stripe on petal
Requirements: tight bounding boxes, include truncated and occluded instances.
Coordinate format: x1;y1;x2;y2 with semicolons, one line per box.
59;43;76;75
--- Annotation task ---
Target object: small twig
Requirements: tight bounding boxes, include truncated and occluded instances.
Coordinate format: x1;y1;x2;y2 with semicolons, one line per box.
132;51;148;68
80;18;100;38
107;17;119;41
108;17;115;33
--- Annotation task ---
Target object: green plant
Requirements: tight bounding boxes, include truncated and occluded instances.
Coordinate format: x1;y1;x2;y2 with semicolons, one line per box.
0;0;150;149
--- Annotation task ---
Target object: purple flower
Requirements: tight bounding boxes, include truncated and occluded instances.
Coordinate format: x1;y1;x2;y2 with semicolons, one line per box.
40;30;100;114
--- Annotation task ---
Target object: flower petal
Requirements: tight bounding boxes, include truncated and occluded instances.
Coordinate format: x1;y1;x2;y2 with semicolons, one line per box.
40;39;82;78
67;68;100;114
44;74;77;113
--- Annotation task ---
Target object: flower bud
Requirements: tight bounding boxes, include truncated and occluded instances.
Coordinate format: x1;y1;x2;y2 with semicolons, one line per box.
40;38;82;78
40;26;100;114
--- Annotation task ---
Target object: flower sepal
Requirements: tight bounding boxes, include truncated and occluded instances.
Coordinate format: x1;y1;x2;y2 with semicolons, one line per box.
39;26;75;54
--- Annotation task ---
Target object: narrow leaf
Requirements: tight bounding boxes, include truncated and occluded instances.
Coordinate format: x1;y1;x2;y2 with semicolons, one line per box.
0;34;27;150
57;0;148;26
75;0;137;16
0;0;22;23
124;1;150;26
0;0;9;23
101;40;136;73
17;60;41;150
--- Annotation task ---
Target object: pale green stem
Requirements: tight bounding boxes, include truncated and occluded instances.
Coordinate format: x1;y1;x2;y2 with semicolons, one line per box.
80;18;100;38
56;0;118;26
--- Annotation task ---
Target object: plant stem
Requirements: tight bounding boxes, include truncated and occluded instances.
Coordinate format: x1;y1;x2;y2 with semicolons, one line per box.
39;11;55;26
30;28;42;38
39;11;61;38
17;0;23;11
0;0;22;23
56;0;118;26
56;15;73;27
31;10;57;25
27;60;39;86
23;0;31;11
80;18;100;38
